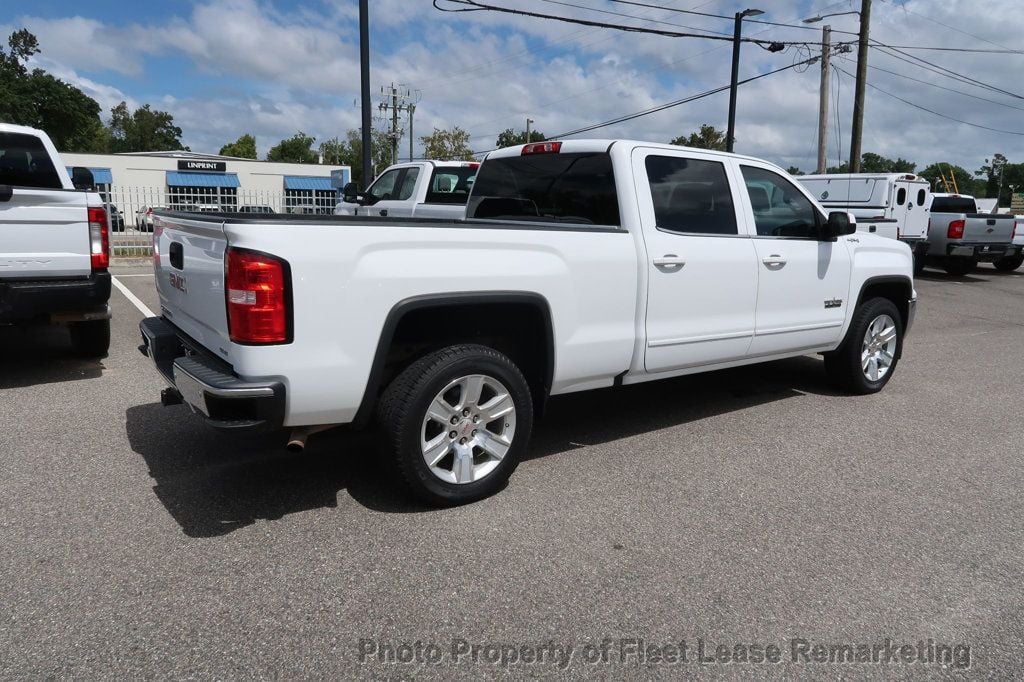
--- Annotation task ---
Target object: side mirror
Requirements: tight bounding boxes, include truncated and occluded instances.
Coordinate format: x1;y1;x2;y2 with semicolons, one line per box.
71;167;95;190
342;181;362;204
821;211;855;240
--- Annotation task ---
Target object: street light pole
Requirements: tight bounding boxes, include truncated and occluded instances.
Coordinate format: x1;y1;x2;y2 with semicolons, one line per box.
726;8;763;153
359;0;372;187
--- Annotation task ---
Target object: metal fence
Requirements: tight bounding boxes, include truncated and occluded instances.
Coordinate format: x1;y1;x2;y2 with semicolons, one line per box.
102;187;337;258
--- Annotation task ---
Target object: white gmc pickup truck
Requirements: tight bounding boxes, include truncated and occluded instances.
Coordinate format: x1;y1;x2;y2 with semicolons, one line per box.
1;123;112;356
140;139;916;504
334;160;478;219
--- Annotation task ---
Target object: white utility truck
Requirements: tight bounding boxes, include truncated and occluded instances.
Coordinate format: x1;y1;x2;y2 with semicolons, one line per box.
0;123;111;356
798;173;931;274
335;160;479;219
141;140;915;504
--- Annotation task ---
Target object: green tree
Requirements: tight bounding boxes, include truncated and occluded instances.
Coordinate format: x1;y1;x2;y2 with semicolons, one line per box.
786;166;805;176
267;131;318;163
421;126;474;161
0;29;107;152
317;129;391;187
859;152;915;173
919;162;985;196
219;133;257;159
108;102;188;152
495;127;545;148
669;124;727;151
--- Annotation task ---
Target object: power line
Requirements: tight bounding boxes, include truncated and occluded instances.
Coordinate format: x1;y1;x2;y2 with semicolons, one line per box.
434;0;825;48
608;0;861;35
539;0;731;36
865;62;1024;112
881;0;1017;52
869;41;1024;100
833;64;1024;136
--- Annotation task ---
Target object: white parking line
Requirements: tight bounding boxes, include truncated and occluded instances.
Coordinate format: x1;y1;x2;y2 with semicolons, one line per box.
112;276;156;318
111;273;153;278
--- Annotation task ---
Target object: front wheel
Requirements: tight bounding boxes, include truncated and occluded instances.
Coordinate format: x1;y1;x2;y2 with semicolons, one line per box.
376;344;533;505
994;254;1024;271
824;298;903;394
69;319;110;358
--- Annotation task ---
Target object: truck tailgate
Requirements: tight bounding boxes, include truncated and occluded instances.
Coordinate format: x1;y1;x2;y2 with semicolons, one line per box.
963;214;1015;243
0;188;92;278
153;213;231;355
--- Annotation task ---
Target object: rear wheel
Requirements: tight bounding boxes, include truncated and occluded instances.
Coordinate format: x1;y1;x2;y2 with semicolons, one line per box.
376;344;533;505
944;257;975;276
994;254;1024;271
69;319;110;358
824;297;902;394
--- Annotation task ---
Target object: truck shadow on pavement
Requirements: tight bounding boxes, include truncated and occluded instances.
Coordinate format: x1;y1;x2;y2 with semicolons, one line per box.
126;355;840;537
0;325;104;389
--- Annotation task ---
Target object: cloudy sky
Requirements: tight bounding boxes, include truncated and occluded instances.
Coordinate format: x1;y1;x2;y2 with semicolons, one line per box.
4;0;1023;173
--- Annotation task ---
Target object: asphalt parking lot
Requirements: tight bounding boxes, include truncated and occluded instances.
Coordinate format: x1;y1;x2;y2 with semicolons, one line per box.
2;262;1023;678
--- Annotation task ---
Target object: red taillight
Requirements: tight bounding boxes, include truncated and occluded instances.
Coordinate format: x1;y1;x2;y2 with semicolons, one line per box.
521;141;562;155
465;162;480;169
225;248;290;344
1014;221;1020;239
152;224;162;266
88;206;109;270
948;219;965;240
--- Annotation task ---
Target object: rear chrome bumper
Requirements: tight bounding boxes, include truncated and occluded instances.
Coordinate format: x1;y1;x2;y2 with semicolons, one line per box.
947;243;1016;261
139;316;285;430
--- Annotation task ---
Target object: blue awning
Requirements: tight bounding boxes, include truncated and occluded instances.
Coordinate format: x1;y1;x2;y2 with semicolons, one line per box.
284;175;333;191
166;171;240;188
67;167;112;184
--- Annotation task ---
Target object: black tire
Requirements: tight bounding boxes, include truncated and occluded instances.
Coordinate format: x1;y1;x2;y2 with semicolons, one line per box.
823;297;903;395
994;254;1024;271
912;252;926;276
944;257;975;276
69;319;110;358
376;344;533;505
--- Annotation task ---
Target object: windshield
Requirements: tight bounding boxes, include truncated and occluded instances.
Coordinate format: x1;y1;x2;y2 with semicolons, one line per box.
467;152;620;226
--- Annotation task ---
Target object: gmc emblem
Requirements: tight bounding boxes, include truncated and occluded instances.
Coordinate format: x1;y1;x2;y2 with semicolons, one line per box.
169;272;187;294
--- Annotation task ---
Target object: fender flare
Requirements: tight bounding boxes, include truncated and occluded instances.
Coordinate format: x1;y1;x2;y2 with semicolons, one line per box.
352;291;555;427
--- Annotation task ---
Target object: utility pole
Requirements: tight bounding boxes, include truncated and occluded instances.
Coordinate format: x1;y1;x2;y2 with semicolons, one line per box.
379;84;418;165
815;25;831;174
526;118;533;142
359;0;372;188
848;0;871;173
408;103;415;162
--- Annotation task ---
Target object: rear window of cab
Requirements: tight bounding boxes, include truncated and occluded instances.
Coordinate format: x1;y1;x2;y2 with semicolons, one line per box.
467;152;620;226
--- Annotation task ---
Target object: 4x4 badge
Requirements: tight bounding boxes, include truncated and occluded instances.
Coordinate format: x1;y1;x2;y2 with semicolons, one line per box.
824;298;843;309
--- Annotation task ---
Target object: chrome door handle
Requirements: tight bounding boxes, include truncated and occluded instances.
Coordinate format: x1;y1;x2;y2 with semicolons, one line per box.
762;255;787;268
653;255;686;269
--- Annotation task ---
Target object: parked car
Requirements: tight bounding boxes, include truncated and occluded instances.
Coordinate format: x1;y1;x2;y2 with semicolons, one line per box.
238;205;275;214
798;173;931;274
136;205;167;231
0;123;111;356
335;160;479;219
141;139;915;504
107;203;125;232
925;194;1017;275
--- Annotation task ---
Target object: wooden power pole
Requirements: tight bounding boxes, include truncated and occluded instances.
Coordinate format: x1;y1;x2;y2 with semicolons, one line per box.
816;25;831;174
848;0;871;173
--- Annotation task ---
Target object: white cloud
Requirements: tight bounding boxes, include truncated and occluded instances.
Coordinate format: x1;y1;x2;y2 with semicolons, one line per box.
5;0;1024;174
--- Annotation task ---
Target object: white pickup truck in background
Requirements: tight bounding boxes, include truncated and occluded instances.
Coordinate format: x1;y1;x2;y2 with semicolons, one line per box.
335;160;479;219
0;123;112;356
141;139;915;505
925;194;1018;274
798;173;931;274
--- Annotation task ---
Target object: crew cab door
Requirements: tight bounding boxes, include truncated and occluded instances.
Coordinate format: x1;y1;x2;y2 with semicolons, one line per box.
737;163;852;355
358;166;419;218
634;148;758;372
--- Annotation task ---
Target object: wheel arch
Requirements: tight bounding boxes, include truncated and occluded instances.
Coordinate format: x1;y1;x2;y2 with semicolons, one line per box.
855;275;913;331
353;291;555;427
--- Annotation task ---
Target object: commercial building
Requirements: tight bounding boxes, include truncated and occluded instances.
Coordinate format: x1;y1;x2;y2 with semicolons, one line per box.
60;150;351;219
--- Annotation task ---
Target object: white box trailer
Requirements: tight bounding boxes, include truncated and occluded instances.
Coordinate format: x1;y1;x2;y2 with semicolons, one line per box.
798;173;930;273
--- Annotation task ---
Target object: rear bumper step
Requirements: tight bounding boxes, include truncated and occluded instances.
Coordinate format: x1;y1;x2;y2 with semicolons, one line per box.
0;272;111;323
139;316;285;430
947;243;1017;261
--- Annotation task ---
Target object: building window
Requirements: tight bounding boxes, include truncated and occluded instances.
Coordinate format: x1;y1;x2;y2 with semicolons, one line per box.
167;185;238;211
284;189;335;214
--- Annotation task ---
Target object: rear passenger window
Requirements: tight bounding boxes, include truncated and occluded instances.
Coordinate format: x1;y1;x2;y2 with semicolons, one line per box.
645;156;737;235
0;132;62;189
426;166;478;204
896;187;907;206
917;189;926;206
